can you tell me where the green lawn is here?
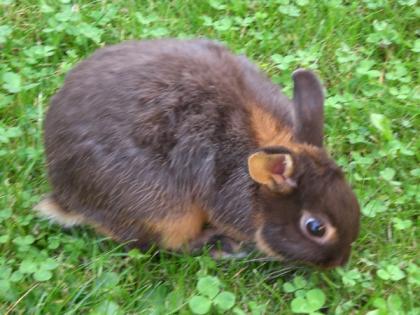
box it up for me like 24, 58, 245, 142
1, 0, 419, 314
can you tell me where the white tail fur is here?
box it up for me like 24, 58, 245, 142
34, 196, 84, 227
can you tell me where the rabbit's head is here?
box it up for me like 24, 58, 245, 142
248, 70, 360, 268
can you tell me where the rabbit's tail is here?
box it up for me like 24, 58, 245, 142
34, 195, 85, 227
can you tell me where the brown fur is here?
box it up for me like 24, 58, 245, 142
39, 39, 360, 268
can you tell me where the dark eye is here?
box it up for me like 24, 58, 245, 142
305, 218, 326, 237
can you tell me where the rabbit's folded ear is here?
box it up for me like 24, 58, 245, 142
292, 69, 324, 147
248, 150, 297, 193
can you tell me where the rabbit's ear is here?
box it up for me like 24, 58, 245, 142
292, 69, 324, 147
248, 150, 297, 194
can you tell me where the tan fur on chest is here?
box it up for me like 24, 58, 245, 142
146, 205, 208, 249
249, 105, 294, 147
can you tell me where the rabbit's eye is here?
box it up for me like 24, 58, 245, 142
305, 218, 326, 237
300, 211, 336, 244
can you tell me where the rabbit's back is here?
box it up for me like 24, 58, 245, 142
44, 40, 275, 228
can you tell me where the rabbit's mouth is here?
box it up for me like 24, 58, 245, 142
319, 246, 351, 268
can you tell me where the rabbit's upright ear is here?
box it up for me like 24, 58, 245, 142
248, 149, 297, 194
292, 69, 324, 147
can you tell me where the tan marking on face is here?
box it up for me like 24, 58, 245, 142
300, 211, 338, 244
147, 205, 208, 249
324, 226, 338, 243
249, 105, 294, 147
255, 227, 284, 260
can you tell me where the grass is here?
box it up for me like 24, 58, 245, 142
0, 0, 419, 314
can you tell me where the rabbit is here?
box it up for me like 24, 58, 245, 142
36, 39, 360, 268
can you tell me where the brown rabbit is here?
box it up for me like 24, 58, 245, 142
36, 39, 360, 268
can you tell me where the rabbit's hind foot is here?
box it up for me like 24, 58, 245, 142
34, 195, 85, 228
